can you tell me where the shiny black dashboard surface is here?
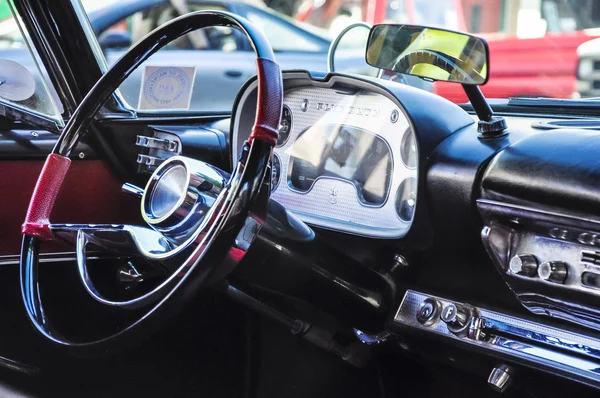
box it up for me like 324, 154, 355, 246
226, 71, 600, 391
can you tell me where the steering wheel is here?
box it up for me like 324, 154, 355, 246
392, 49, 478, 84
20, 11, 282, 354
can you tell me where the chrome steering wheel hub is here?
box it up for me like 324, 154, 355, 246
142, 157, 227, 241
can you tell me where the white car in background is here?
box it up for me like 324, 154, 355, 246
575, 37, 600, 98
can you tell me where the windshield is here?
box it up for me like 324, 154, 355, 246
302, 0, 600, 102
71, 0, 600, 111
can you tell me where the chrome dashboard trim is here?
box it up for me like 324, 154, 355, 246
394, 290, 600, 388
478, 198, 600, 331
233, 73, 418, 238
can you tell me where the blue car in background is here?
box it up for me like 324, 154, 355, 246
91, 0, 341, 111
1, 0, 334, 112
1, 0, 427, 113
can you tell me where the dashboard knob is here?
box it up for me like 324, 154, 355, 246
538, 261, 568, 284
509, 254, 538, 277
440, 303, 472, 336
416, 297, 441, 326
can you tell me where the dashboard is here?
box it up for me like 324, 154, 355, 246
126, 69, 600, 392
233, 77, 418, 238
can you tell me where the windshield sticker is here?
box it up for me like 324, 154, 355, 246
139, 66, 196, 110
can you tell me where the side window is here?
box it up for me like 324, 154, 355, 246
0, 0, 63, 124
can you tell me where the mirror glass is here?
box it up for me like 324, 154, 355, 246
366, 25, 489, 85
329, 23, 378, 77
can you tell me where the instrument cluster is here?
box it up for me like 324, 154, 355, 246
234, 83, 418, 238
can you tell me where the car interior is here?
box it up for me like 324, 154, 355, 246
2, 1, 600, 397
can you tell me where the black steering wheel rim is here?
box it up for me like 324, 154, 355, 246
20, 10, 282, 355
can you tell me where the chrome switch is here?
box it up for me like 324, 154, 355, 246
509, 254, 538, 277
488, 365, 513, 393
441, 302, 472, 337
538, 261, 568, 284
136, 135, 178, 152
416, 297, 441, 326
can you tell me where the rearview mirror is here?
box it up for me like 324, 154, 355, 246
366, 25, 489, 85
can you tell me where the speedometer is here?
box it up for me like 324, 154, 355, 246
288, 125, 392, 207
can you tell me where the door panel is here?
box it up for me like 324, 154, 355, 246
0, 157, 142, 255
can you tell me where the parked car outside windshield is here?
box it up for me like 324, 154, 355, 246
77, 0, 600, 106
3, 0, 600, 117
84, 0, 336, 112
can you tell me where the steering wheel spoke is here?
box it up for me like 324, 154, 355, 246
50, 224, 170, 256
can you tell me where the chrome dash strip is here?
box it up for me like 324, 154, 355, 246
394, 290, 600, 387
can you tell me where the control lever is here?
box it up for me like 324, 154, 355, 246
225, 285, 371, 368
122, 183, 144, 198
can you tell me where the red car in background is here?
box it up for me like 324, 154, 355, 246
437, 32, 597, 103
299, 0, 600, 103
392, 0, 600, 102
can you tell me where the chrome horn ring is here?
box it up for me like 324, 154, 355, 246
141, 157, 226, 234
51, 156, 237, 309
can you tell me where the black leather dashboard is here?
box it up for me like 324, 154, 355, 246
482, 129, 600, 216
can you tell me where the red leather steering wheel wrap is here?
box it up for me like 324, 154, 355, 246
21, 153, 71, 240
248, 58, 283, 146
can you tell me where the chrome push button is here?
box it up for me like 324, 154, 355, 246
538, 261, 568, 284
416, 297, 441, 326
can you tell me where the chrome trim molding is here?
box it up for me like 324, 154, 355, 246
0, 252, 113, 266
394, 290, 600, 388
0, 355, 39, 376
478, 198, 600, 331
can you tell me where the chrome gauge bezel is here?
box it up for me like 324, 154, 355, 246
395, 176, 418, 222
400, 127, 418, 170
271, 152, 282, 191
276, 105, 293, 147
232, 74, 419, 239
